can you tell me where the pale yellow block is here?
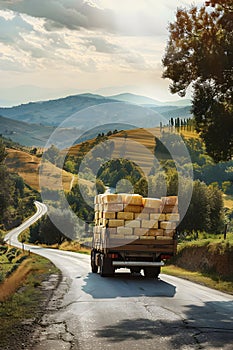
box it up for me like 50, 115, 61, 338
156, 236, 172, 240
140, 236, 156, 240
142, 198, 162, 209
150, 213, 166, 221
121, 194, 143, 205
164, 229, 176, 237
103, 211, 116, 219
124, 204, 143, 213
95, 225, 101, 233
147, 229, 164, 237
108, 219, 125, 227
108, 228, 117, 235
117, 227, 133, 235
134, 213, 150, 220
160, 221, 177, 230
162, 205, 179, 213
165, 214, 180, 222
109, 234, 125, 239
94, 195, 99, 204
94, 204, 99, 212
134, 228, 148, 236
102, 219, 107, 227
94, 212, 99, 220
124, 235, 137, 240
141, 220, 158, 229
161, 196, 178, 206
125, 220, 141, 228
100, 227, 107, 237
104, 203, 124, 212
102, 194, 123, 203
143, 207, 161, 214
98, 204, 104, 212
117, 211, 134, 220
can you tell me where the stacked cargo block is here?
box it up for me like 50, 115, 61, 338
94, 194, 179, 244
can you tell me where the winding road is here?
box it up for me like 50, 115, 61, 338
4, 202, 233, 350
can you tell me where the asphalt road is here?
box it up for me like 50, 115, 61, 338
4, 203, 233, 350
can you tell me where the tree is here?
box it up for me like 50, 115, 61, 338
43, 145, 61, 165
163, 1, 233, 162
0, 141, 7, 163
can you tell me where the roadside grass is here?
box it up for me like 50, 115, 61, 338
18, 228, 91, 255
178, 233, 233, 250
0, 258, 31, 301
162, 264, 233, 295
0, 253, 59, 349
41, 240, 91, 254
0, 250, 25, 282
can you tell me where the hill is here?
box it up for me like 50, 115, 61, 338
109, 93, 163, 105
153, 105, 192, 119
5, 148, 73, 192
0, 93, 191, 128
109, 93, 191, 107
0, 94, 118, 126
0, 115, 54, 147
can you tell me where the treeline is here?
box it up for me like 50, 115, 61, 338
154, 132, 233, 194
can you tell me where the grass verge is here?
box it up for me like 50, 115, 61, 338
162, 264, 233, 295
0, 253, 59, 350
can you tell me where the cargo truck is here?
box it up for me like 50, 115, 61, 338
91, 194, 178, 278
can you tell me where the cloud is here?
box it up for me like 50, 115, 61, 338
0, 12, 33, 43
0, 0, 169, 36
83, 36, 120, 53
0, 0, 116, 32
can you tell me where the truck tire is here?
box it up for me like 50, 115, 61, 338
100, 256, 114, 277
130, 267, 141, 274
144, 266, 160, 279
91, 250, 98, 273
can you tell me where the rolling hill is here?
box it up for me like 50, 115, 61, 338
0, 115, 55, 147
0, 93, 192, 147
0, 93, 191, 126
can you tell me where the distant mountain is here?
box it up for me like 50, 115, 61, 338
109, 93, 163, 106
0, 93, 118, 126
108, 93, 191, 107
0, 92, 192, 127
0, 93, 192, 147
152, 105, 192, 119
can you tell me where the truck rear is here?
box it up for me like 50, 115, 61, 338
91, 194, 178, 278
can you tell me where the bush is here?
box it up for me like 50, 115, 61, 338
0, 245, 7, 255
6, 254, 15, 263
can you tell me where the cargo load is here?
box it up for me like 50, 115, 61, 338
91, 193, 178, 278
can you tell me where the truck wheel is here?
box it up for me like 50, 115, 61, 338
130, 267, 141, 274
91, 250, 98, 273
100, 256, 114, 277
144, 267, 161, 279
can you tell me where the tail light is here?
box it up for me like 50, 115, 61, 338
161, 254, 172, 260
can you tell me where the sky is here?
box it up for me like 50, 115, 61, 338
0, 0, 204, 106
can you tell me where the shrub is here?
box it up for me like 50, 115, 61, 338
0, 245, 7, 255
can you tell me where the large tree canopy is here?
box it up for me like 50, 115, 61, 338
162, 1, 233, 162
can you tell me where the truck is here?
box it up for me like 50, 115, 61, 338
91, 194, 178, 278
